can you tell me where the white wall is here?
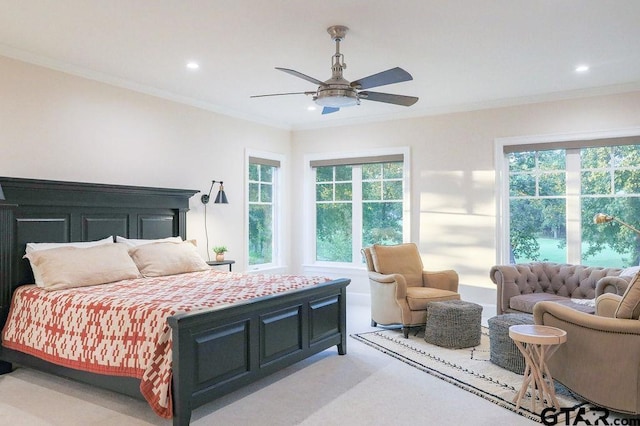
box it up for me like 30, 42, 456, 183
290, 91, 640, 300
0, 56, 292, 269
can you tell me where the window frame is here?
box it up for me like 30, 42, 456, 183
304, 147, 411, 267
495, 128, 640, 264
245, 149, 285, 271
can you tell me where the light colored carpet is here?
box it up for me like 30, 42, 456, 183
352, 327, 586, 423
0, 303, 541, 425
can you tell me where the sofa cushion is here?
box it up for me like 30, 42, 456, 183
406, 287, 459, 310
554, 298, 596, 314
510, 293, 572, 314
510, 293, 597, 314
615, 272, 640, 319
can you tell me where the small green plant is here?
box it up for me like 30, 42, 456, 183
212, 245, 228, 254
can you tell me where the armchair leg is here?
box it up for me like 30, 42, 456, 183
371, 319, 377, 327
403, 327, 409, 338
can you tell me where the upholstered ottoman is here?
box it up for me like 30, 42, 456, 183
424, 300, 483, 349
487, 313, 535, 374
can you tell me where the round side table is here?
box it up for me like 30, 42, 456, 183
508, 324, 567, 412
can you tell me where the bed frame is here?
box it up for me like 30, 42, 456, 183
0, 177, 349, 425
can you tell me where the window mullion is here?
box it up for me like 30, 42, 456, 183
352, 166, 363, 264
565, 149, 582, 263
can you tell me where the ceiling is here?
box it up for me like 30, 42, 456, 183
1, 1, 640, 130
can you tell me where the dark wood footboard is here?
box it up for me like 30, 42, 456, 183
169, 278, 349, 426
0, 278, 348, 425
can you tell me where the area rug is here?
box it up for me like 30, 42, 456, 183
351, 328, 587, 423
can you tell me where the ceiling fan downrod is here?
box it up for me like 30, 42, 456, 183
328, 25, 348, 79
316, 25, 358, 108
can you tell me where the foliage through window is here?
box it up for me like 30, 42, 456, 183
508, 144, 640, 267
315, 161, 403, 263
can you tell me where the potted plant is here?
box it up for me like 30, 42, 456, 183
212, 245, 228, 261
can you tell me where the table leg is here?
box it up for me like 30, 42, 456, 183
512, 341, 562, 411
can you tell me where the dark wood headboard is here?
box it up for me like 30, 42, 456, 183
0, 177, 198, 328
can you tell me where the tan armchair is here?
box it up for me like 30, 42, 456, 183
534, 293, 640, 414
362, 243, 460, 338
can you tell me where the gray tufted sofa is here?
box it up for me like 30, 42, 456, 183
489, 262, 628, 315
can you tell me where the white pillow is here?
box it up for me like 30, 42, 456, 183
23, 243, 141, 291
25, 236, 114, 286
128, 241, 209, 277
25, 236, 114, 254
620, 266, 640, 277
115, 236, 183, 247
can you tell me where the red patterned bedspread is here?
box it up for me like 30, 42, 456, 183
1, 270, 329, 418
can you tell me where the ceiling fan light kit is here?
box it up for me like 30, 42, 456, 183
251, 25, 418, 115
315, 89, 359, 107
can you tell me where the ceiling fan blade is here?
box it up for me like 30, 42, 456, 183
322, 106, 340, 115
250, 91, 316, 98
351, 67, 413, 90
275, 67, 328, 87
359, 91, 419, 106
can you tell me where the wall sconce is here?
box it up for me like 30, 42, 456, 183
201, 180, 228, 204
201, 180, 228, 261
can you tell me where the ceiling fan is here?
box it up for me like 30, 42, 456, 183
251, 25, 419, 115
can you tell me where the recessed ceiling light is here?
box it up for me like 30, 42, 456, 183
186, 62, 199, 70
307, 105, 317, 111
575, 65, 589, 73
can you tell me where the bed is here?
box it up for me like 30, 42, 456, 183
0, 177, 349, 425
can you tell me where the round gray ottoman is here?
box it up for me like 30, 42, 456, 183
424, 300, 483, 349
487, 313, 535, 374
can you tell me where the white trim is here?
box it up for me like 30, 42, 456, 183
496, 127, 640, 148
245, 149, 286, 271
402, 148, 411, 243
565, 149, 582, 261
303, 146, 411, 265
494, 127, 640, 264
351, 166, 363, 262
493, 141, 510, 263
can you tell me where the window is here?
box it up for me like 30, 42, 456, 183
311, 152, 406, 264
248, 155, 280, 267
504, 141, 640, 268
315, 165, 353, 262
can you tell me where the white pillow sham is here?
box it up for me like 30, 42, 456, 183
23, 243, 141, 291
115, 236, 183, 247
620, 266, 640, 277
25, 236, 114, 254
25, 236, 114, 286
128, 241, 209, 277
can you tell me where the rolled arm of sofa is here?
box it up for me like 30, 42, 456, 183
423, 270, 459, 292
596, 275, 631, 296
490, 264, 535, 315
595, 293, 622, 318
